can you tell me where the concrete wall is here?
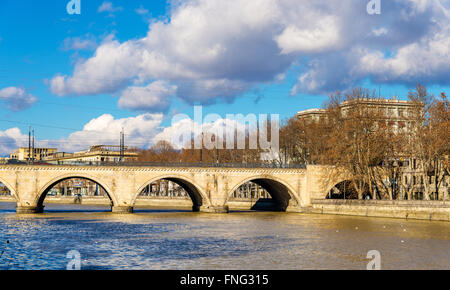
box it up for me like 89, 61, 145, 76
311, 199, 450, 221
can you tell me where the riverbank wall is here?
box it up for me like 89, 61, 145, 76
310, 199, 450, 222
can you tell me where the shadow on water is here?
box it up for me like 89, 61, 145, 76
0, 208, 16, 214
134, 208, 191, 213
18, 203, 192, 214
45, 207, 191, 214
45, 209, 111, 213
42, 204, 110, 214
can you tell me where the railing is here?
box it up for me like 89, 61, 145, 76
3, 161, 307, 169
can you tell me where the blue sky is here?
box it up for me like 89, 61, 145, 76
0, 0, 449, 155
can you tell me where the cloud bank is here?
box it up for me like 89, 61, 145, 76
50, 0, 450, 110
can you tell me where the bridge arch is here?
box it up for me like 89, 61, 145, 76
132, 174, 211, 212
35, 173, 117, 209
0, 176, 18, 201
226, 175, 301, 211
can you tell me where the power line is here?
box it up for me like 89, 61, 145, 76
0, 118, 89, 132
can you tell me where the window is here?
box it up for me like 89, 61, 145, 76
390, 108, 396, 117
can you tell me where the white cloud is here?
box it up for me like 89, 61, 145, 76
0, 128, 28, 156
98, 1, 123, 13
0, 87, 37, 111
276, 15, 341, 54
63, 35, 97, 51
153, 116, 250, 150
51, 0, 450, 103
50, 0, 292, 103
371, 27, 388, 37
50, 39, 140, 96
290, 0, 450, 93
118, 81, 177, 112
135, 6, 149, 15
59, 113, 163, 152
358, 25, 450, 84
153, 118, 195, 149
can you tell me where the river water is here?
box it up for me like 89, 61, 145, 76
0, 202, 448, 270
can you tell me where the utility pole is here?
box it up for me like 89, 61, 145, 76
28, 126, 31, 164
119, 128, 124, 163
200, 132, 203, 163
32, 129, 35, 164
216, 134, 219, 164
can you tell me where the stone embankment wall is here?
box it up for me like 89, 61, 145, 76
310, 199, 450, 221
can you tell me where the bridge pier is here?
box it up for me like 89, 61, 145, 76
111, 206, 134, 214
16, 205, 44, 214
199, 205, 229, 213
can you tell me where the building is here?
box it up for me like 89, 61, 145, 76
9, 147, 57, 161
296, 108, 327, 123
47, 178, 108, 197
297, 98, 420, 130
44, 145, 139, 164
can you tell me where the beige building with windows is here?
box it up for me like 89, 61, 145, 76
44, 145, 139, 164
10, 147, 57, 161
297, 98, 419, 128
296, 108, 327, 123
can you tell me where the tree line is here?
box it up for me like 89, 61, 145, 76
279, 84, 449, 200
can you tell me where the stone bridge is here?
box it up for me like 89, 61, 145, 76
0, 164, 346, 214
